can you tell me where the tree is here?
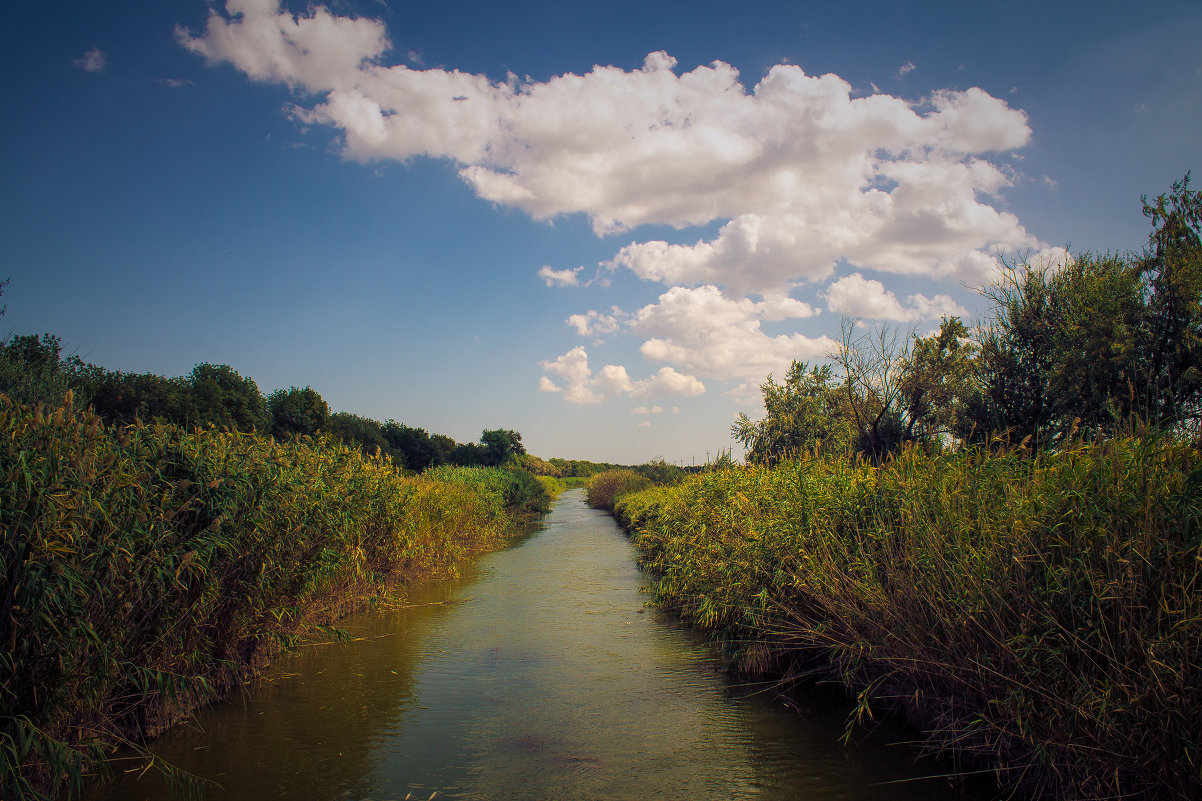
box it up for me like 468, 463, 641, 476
899, 317, 979, 447
87, 369, 190, 426
1137, 172, 1202, 432
324, 412, 389, 456
480, 428, 525, 466
186, 363, 267, 431
382, 421, 444, 471
0, 332, 91, 408
267, 386, 329, 439
732, 360, 850, 465
833, 319, 916, 462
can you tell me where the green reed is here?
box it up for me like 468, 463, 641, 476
0, 394, 534, 800
611, 437, 1201, 801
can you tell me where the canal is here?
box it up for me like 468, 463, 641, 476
84, 489, 979, 800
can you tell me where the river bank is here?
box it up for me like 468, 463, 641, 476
596, 439, 1202, 801
80, 489, 985, 801
0, 395, 547, 800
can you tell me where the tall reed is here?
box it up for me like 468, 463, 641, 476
613, 437, 1201, 800
0, 394, 530, 800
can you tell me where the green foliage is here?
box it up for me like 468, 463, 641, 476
732, 362, 848, 465
185, 363, 267, 432
267, 386, 329, 439
425, 464, 551, 517
0, 334, 90, 410
585, 469, 653, 511
899, 317, 978, 446
0, 396, 531, 799
618, 437, 1202, 801
480, 428, 525, 466
85, 369, 190, 427
1137, 172, 1202, 430
322, 412, 389, 456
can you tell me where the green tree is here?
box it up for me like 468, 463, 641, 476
186, 363, 267, 432
732, 360, 849, 465
899, 317, 979, 447
87, 369, 190, 426
1137, 172, 1202, 431
324, 412, 390, 455
0, 332, 91, 408
267, 385, 329, 438
480, 428, 525, 466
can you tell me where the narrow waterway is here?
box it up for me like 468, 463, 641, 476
85, 489, 979, 800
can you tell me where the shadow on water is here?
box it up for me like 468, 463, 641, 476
83, 489, 991, 801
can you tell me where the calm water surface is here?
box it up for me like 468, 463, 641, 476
85, 489, 979, 800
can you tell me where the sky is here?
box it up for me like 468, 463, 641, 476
1, 1, 1199, 465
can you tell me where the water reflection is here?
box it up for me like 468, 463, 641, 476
84, 490, 978, 801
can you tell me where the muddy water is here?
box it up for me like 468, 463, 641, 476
84, 489, 978, 800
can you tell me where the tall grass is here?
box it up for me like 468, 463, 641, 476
585, 469, 653, 512
0, 394, 537, 800
612, 437, 1202, 801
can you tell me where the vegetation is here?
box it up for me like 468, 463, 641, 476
611, 437, 1200, 801
734, 174, 1202, 463
0, 393, 550, 800
600, 176, 1202, 800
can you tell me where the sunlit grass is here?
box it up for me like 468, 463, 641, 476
0, 393, 539, 800
611, 437, 1202, 801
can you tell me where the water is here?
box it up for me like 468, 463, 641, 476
84, 489, 980, 800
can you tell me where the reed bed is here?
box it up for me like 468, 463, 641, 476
609, 438, 1201, 801
585, 469, 653, 512
0, 394, 537, 800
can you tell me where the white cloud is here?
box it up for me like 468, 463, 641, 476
637, 421, 652, 428
567, 307, 625, 339
631, 285, 830, 382
184, 2, 1051, 406
823, 273, 968, 321
182, 3, 1039, 295
160, 78, 195, 88
632, 405, 663, 415
538, 346, 705, 404
897, 61, 916, 77
75, 48, 106, 72
538, 265, 583, 287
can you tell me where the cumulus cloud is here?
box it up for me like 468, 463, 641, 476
632, 405, 663, 415
539, 347, 705, 404
538, 265, 583, 287
180, 3, 1038, 290
75, 48, 106, 72
823, 273, 968, 321
567, 308, 625, 339
631, 285, 830, 382
182, 1, 1049, 405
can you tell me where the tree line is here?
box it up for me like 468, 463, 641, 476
0, 312, 527, 472
734, 174, 1202, 463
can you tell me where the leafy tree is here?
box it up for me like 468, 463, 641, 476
1137, 172, 1202, 431
480, 428, 525, 466
382, 421, 444, 471
0, 332, 91, 408
186, 363, 267, 432
324, 412, 390, 455
899, 317, 979, 447
87, 369, 190, 426
732, 360, 850, 465
267, 385, 329, 438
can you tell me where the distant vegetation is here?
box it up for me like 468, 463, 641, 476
594, 175, 1202, 801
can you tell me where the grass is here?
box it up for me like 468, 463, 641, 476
606, 436, 1202, 801
0, 393, 544, 800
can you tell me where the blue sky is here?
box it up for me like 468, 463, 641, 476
2, 1, 1199, 464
